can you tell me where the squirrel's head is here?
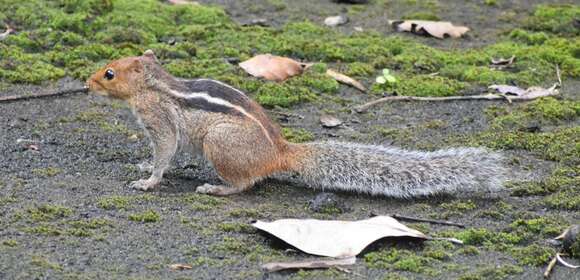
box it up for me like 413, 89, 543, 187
86, 50, 160, 100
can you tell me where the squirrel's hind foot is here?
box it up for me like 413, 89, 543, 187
195, 183, 247, 196
129, 178, 159, 191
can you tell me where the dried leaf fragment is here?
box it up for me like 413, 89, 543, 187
326, 69, 366, 92
389, 20, 469, 39
325, 15, 348, 27
263, 257, 356, 273
169, 264, 193, 270
489, 84, 559, 99
320, 115, 343, 128
240, 54, 309, 82
491, 55, 516, 67
252, 216, 428, 258
0, 24, 13, 41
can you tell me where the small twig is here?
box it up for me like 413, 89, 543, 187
355, 87, 560, 113
0, 87, 88, 103
556, 64, 562, 87
544, 254, 558, 278
392, 214, 465, 228
262, 257, 356, 273
269, 110, 305, 119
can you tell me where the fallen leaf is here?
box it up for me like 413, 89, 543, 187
240, 54, 309, 82
263, 257, 356, 273
491, 55, 516, 66
489, 84, 559, 99
324, 15, 348, 27
0, 24, 13, 41
166, 0, 199, 4
556, 253, 580, 269
326, 69, 366, 92
252, 216, 428, 258
320, 114, 343, 128
169, 264, 192, 270
389, 20, 469, 39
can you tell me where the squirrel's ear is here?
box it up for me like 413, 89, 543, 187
130, 59, 144, 73
143, 49, 159, 63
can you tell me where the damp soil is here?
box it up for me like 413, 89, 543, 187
1, 1, 579, 280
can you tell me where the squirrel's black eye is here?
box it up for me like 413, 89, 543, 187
104, 69, 115, 80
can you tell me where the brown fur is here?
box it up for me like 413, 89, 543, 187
86, 51, 300, 194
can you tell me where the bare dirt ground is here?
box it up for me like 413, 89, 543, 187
1, 1, 579, 280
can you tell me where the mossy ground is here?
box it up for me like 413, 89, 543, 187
1, 0, 579, 279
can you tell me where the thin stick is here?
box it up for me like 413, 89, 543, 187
262, 257, 356, 273
556, 64, 562, 87
544, 254, 558, 278
392, 214, 465, 228
0, 87, 88, 103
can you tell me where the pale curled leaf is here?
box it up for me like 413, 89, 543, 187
376, 76, 387, 84
239, 54, 308, 82
556, 253, 580, 269
326, 69, 367, 92
389, 20, 469, 39
324, 15, 348, 27
491, 55, 516, 66
262, 257, 356, 273
489, 84, 559, 99
320, 114, 342, 128
252, 216, 428, 258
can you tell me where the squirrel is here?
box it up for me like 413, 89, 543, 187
86, 50, 507, 198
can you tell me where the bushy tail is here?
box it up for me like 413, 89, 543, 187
289, 141, 507, 198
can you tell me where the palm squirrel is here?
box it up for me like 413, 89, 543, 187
86, 50, 507, 197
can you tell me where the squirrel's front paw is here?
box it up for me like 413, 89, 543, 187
129, 179, 158, 191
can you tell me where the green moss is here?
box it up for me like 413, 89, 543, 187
24, 225, 64, 236
217, 222, 255, 233
401, 12, 440, 21
510, 217, 567, 238
570, 238, 580, 258
458, 265, 523, 280
509, 29, 549, 45
451, 228, 523, 247
31, 255, 62, 271
544, 190, 580, 210
97, 196, 131, 210
344, 62, 375, 77
228, 208, 260, 218
510, 244, 555, 266
27, 204, 72, 222
2, 239, 18, 247
483, 0, 498, 6
183, 193, 226, 211
364, 248, 439, 275
524, 4, 580, 36
440, 200, 476, 211
282, 127, 315, 143
32, 167, 62, 177
128, 210, 160, 223
210, 237, 249, 255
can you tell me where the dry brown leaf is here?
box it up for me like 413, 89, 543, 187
169, 264, 192, 270
389, 20, 469, 39
320, 114, 342, 128
239, 54, 309, 82
262, 257, 356, 273
252, 216, 428, 258
326, 69, 367, 92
